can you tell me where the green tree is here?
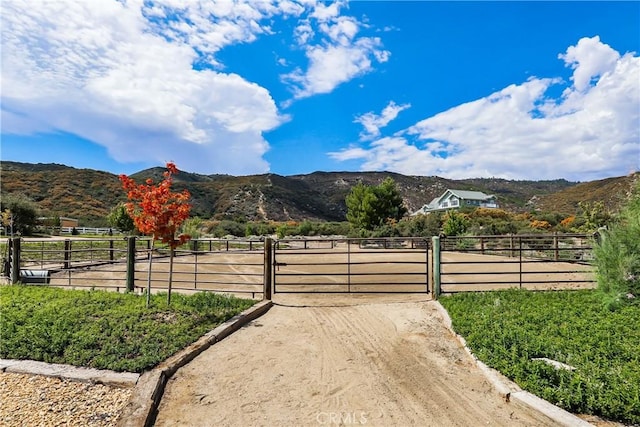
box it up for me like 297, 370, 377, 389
442, 210, 469, 236
576, 201, 611, 232
182, 217, 204, 239
107, 203, 135, 233
0, 194, 38, 235
594, 180, 640, 309
346, 178, 407, 231
398, 213, 443, 237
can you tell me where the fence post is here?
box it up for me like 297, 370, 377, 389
10, 237, 20, 284
64, 239, 71, 269
519, 237, 523, 289
510, 235, 514, 257
554, 232, 559, 261
347, 239, 351, 293
126, 236, 136, 292
263, 237, 272, 300
432, 236, 441, 299
109, 239, 114, 261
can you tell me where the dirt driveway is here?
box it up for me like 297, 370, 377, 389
155, 294, 558, 427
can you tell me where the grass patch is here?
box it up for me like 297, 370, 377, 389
0, 285, 255, 373
439, 289, 640, 424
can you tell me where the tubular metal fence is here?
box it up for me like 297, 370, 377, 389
436, 234, 596, 293
2, 237, 267, 298
273, 237, 431, 293
2, 233, 597, 298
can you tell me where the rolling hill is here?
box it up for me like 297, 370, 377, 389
0, 161, 636, 226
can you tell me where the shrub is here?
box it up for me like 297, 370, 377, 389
296, 220, 314, 236
471, 207, 511, 219
442, 210, 469, 236
0, 286, 254, 372
594, 181, 640, 309
208, 220, 245, 237
398, 213, 443, 237
440, 289, 640, 424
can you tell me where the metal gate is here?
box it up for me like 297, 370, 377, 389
272, 237, 430, 294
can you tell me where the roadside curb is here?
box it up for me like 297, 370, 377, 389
432, 301, 593, 427
0, 359, 140, 388
116, 299, 273, 427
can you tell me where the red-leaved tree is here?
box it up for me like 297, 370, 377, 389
119, 162, 191, 305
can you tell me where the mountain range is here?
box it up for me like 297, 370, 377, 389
1, 161, 637, 226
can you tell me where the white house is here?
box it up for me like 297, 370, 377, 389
412, 189, 498, 215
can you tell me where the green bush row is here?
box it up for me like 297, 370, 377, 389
0, 286, 255, 373
440, 289, 640, 424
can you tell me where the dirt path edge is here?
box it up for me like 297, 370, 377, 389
116, 299, 273, 427
433, 301, 593, 427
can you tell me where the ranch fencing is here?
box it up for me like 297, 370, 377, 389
2, 237, 267, 298
433, 234, 596, 294
273, 237, 431, 293
2, 233, 597, 298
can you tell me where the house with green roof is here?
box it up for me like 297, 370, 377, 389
412, 189, 498, 215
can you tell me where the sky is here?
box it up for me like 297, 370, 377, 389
1, 1, 639, 182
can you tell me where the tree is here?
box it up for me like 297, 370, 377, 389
346, 178, 407, 231
119, 162, 191, 305
0, 194, 39, 236
442, 210, 469, 236
107, 203, 135, 233
576, 201, 611, 232
181, 216, 204, 239
594, 180, 640, 309
1, 209, 14, 237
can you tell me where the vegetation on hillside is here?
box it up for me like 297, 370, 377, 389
535, 173, 639, 215
4, 161, 617, 227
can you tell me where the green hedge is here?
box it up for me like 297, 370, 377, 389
440, 289, 640, 424
0, 286, 255, 373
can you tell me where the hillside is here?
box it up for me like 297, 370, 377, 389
0, 161, 635, 226
533, 173, 639, 215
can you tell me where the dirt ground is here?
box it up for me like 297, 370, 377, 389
154, 294, 561, 427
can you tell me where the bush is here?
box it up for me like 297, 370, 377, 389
0, 286, 255, 373
296, 220, 314, 236
442, 210, 469, 236
594, 181, 640, 309
397, 213, 443, 237
207, 220, 246, 237
0, 194, 39, 236
440, 289, 640, 424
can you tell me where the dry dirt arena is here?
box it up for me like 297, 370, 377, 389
154, 294, 563, 427
46, 241, 595, 296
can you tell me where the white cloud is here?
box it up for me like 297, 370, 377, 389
330, 37, 639, 181
355, 101, 411, 141
294, 21, 314, 45
283, 37, 388, 99
558, 35, 620, 92
320, 16, 359, 46
310, 1, 343, 21
1, 0, 293, 175
281, 1, 390, 101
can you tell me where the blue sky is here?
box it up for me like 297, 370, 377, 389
2, 1, 639, 181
